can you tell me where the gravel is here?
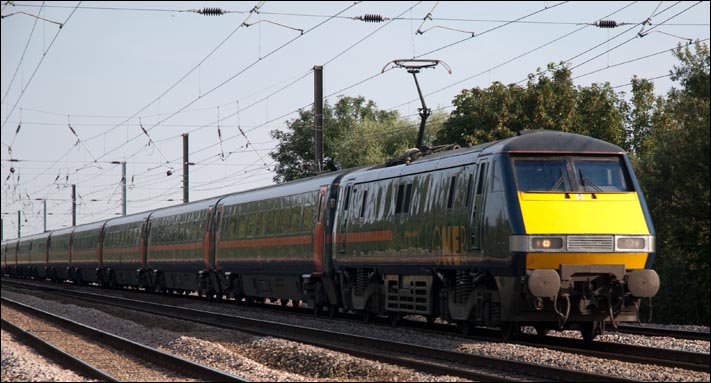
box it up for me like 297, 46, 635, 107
1, 329, 95, 382
1, 290, 461, 382
2, 286, 709, 382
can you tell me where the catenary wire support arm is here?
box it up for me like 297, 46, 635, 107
381, 59, 451, 151
0, 10, 63, 27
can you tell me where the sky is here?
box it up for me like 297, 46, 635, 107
1, 1, 709, 239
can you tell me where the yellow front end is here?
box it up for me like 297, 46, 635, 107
518, 191, 651, 270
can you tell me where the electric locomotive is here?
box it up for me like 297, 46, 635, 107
330, 129, 659, 340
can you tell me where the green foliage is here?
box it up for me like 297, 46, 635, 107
270, 96, 416, 183
525, 63, 577, 132
635, 41, 710, 325
435, 63, 627, 148
572, 82, 627, 149
437, 82, 526, 146
625, 77, 660, 157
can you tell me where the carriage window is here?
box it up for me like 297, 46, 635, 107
278, 208, 290, 234
404, 184, 413, 213
395, 184, 405, 214
447, 176, 457, 209
317, 195, 325, 223
359, 190, 368, 218
396, 183, 413, 214
303, 206, 314, 232
343, 186, 351, 211
290, 206, 303, 233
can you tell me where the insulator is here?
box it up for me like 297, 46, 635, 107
360, 14, 384, 23
596, 20, 618, 28
200, 7, 224, 16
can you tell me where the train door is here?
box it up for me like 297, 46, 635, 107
313, 186, 328, 273
204, 206, 215, 270
470, 159, 489, 251
212, 204, 224, 270
140, 216, 150, 269
338, 183, 353, 255
98, 223, 106, 267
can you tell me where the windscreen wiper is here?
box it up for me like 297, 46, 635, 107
579, 168, 603, 192
550, 168, 567, 191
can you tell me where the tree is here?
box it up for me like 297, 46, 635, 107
435, 81, 526, 146
624, 77, 660, 157
436, 63, 627, 147
524, 63, 576, 133
270, 96, 416, 183
636, 41, 710, 325
572, 82, 627, 149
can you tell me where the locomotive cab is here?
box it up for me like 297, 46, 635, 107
501, 135, 659, 340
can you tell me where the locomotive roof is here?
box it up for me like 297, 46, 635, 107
490, 130, 625, 154
340, 130, 626, 183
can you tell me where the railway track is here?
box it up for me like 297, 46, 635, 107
5, 278, 699, 382
613, 324, 710, 341
1, 295, 248, 382
1, 317, 119, 382
396, 320, 710, 373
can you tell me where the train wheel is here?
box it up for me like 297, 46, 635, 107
500, 321, 521, 340
456, 321, 472, 335
388, 312, 401, 326
534, 325, 549, 337
360, 310, 372, 323
291, 299, 301, 309
328, 305, 338, 318
579, 321, 601, 342
313, 304, 323, 316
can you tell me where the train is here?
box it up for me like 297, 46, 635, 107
2, 130, 660, 341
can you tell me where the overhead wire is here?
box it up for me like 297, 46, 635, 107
0, 2, 44, 107
80, 1, 266, 144
95, 1, 359, 162
569, 1, 702, 73
25, 2, 361, 202
1, 1, 82, 131
5, 2, 707, 235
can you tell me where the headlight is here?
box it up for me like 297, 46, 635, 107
531, 237, 563, 250
617, 237, 645, 249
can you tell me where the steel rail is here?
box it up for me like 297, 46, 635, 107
1, 296, 249, 382
2, 279, 637, 382
614, 324, 710, 341
1, 317, 120, 382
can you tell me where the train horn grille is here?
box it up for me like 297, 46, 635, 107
567, 235, 614, 252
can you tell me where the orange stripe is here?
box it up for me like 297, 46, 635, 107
219, 235, 312, 249
71, 249, 98, 257
103, 246, 139, 255
150, 242, 204, 252
338, 230, 393, 243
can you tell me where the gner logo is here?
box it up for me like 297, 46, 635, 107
432, 225, 466, 265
